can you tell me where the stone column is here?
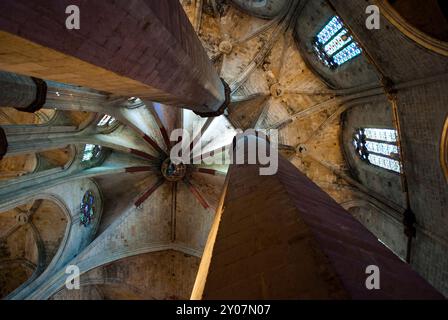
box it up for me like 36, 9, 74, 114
44, 79, 109, 113
0, 0, 229, 116
0, 71, 171, 154
0, 70, 112, 114
0, 71, 47, 112
191, 134, 443, 299
3, 125, 85, 157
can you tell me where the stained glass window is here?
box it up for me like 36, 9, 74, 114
82, 144, 102, 162
364, 128, 397, 142
353, 128, 401, 173
80, 190, 95, 227
252, 0, 267, 7
97, 114, 116, 127
126, 96, 145, 109
313, 16, 362, 69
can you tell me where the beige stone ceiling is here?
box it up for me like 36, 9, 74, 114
0, 0, 367, 299
51, 250, 199, 300
183, 0, 357, 203
0, 199, 67, 298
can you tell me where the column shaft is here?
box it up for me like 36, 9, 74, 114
0, 71, 47, 112
0, 71, 111, 113
0, 0, 227, 115
192, 136, 443, 299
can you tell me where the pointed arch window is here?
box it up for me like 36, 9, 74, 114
126, 97, 144, 109
251, 0, 267, 7
80, 190, 95, 227
97, 114, 116, 127
82, 144, 102, 162
353, 128, 401, 173
312, 16, 362, 69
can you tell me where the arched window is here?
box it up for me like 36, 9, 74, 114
353, 128, 401, 173
126, 97, 144, 109
97, 114, 116, 127
442, 116, 448, 181
81, 144, 102, 162
313, 16, 362, 69
80, 190, 96, 227
251, 0, 267, 8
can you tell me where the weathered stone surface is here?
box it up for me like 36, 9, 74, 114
194, 137, 443, 299
0, 0, 225, 113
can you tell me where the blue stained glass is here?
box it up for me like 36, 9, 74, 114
332, 42, 362, 66
324, 29, 352, 56
365, 141, 398, 157
317, 16, 343, 44
80, 191, 95, 227
364, 128, 397, 142
313, 15, 362, 69
369, 154, 401, 173
353, 128, 401, 173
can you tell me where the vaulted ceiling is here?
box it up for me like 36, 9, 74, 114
0, 0, 447, 299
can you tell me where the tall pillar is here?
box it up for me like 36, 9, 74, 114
192, 135, 443, 299
0, 71, 47, 113
0, 0, 229, 116
0, 70, 122, 115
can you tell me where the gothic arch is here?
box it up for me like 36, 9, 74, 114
441, 116, 448, 181
0, 144, 76, 182
375, 0, 448, 56
34, 145, 77, 173
341, 100, 407, 208
230, 0, 291, 19
293, 0, 380, 90
4, 179, 105, 300
0, 197, 70, 298
341, 198, 407, 259
0, 108, 57, 126
50, 250, 200, 300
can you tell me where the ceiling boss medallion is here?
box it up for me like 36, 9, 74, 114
161, 158, 187, 182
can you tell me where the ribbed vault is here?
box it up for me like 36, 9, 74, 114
0, 0, 446, 299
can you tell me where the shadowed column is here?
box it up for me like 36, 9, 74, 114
0, 0, 228, 115
191, 135, 443, 299
0, 71, 47, 113
0, 70, 112, 113
0, 126, 7, 160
